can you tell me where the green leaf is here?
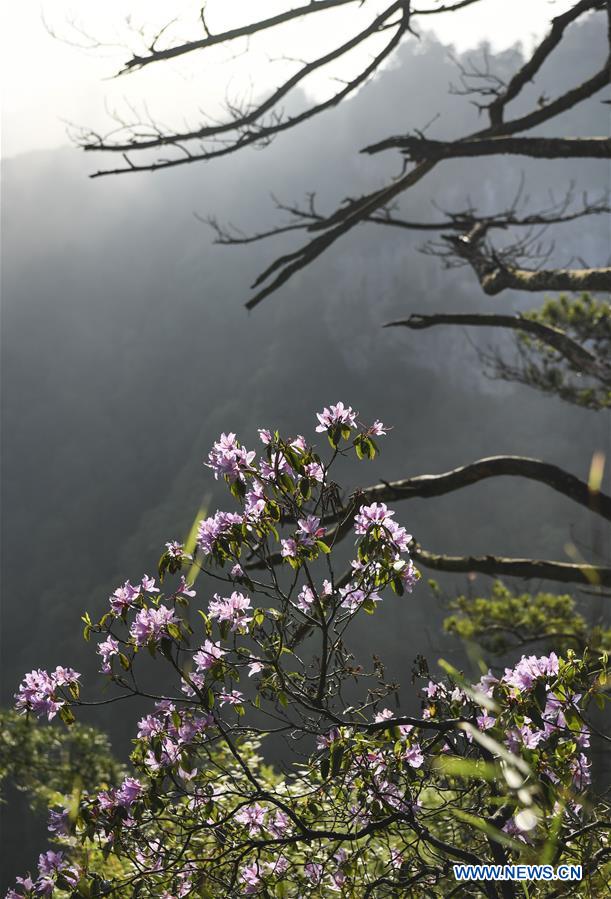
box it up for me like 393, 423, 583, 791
167, 623, 182, 641
451, 808, 524, 852
330, 743, 345, 777
59, 705, 75, 726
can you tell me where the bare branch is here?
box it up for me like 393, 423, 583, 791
486, 0, 605, 126
246, 453, 611, 586
386, 312, 611, 381
116, 0, 484, 75
445, 224, 611, 294
410, 543, 611, 587
338, 454, 611, 522
85, 1, 410, 165
118, 0, 365, 74
362, 136, 611, 160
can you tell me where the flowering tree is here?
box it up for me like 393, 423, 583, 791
7, 405, 610, 898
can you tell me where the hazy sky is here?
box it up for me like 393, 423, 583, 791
2, 1, 576, 158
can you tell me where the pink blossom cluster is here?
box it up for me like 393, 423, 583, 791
15, 667, 81, 721
109, 574, 160, 616
502, 652, 559, 692
296, 580, 332, 614
135, 701, 214, 776
6, 851, 79, 899
315, 401, 358, 433
129, 604, 179, 647
354, 502, 411, 552
96, 636, 119, 673
96, 776, 143, 813
208, 591, 252, 632
433, 652, 592, 807
207, 432, 256, 483
197, 510, 243, 554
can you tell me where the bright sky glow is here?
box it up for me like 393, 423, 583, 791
1, 1, 578, 158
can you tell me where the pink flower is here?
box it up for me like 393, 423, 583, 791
109, 580, 140, 616
268, 810, 290, 838
197, 510, 243, 554
141, 574, 159, 593
315, 402, 357, 433
97, 636, 119, 674
281, 538, 298, 560
339, 583, 381, 611
117, 777, 143, 808
240, 862, 262, 894
137, 714, 164, 738
476, 713, 497, 731
235, 803, 266, 835
129, 605, 178, 647
15, 667, 80, 721
404, 744, 424, 768
219, 689, 243, 706
304, 862, 323, 885
304, 461, 324, 481
317, 727, 340, 750
193, 640, 225, 671
370, 420, 387, 436
503, 653, 559, 692
297, 585, 315, 613
177, 576, 196, 598
354, 503, 411, 551
244, 482, 267, 521
208, 591, 252, 631
165, 541, 190, 560
207, 433, 255, 482
297, 515, 325, 546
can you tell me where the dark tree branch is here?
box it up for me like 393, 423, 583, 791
448, 230, 611, 293
245, 159, 438, 308
320, 455, 611, 539
486, 0, 605, 126
86, 7, 411, 178
207, 190, 611, 249
91, 1, 407, 155
410, 543, 611, 587
473, 56, 610, 138
362, 136, 611, 160
80, 0, 611, 308
479, 264, 611, 295
116, 0, 484, 75
246, 454, 611, 586
118, 0, 365, 74
239, 4, 611, 305
386, 312, 611, 382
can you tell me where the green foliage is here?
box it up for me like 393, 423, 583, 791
7, 419, 611, 897
443, 580, 611, 656
513, 293, 611, 409
0, 708, 123, 812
